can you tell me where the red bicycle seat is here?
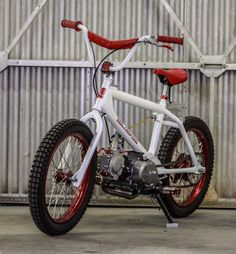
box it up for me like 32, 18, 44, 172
153, 68, 188, 86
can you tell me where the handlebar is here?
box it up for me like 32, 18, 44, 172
61, 19, 138, 50
61, 19, 83, 32
87, 31, 137, 50
157, 35, 183, 45
61, 19, 184, 72
61, 19, 184, 49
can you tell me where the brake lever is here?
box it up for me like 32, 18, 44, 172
145, 39, 174, 52
158, 44, 174, 51
143, 37, 174, 51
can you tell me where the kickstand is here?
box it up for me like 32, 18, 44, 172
150, 194, 179, 228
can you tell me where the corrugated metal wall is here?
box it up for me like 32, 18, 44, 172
0, 0, 236, 201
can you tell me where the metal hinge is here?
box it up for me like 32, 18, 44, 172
200, 55, 227, 78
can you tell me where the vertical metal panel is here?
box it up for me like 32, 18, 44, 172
215, 71, 236, 197
1, 0, 236, 200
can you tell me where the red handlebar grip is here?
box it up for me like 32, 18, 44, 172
61, 19, 83, 32
157, 35, 183, 45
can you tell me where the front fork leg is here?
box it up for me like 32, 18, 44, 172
72, 110, 103, 188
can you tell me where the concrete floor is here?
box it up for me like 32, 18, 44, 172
0, 207, 236, 254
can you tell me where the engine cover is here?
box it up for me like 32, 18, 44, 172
109, 153, 125, 177
131, 159, 159, 186
98, 152, 124, 180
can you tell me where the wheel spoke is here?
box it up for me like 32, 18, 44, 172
42, 133, 90, 223
47, 182, 57, 207
58, 147, 71, 170
56, 187, 67, 219
168, 129, 208, 206
51, 183, 67, 218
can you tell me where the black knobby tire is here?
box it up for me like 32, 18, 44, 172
158, 116, 214, 218
28, 119, 97, 235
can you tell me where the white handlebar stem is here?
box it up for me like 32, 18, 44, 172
78, 24, 94, 63
109, 43, 141, 72
109, 35, 153, 72
79, 27, 154, 72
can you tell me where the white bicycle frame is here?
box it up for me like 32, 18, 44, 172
69, 24, 205, 188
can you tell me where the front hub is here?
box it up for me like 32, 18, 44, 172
54, 170, 73, 185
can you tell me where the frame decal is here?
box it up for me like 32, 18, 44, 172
117, 118, 138, 144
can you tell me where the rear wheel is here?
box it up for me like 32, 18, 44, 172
28, 119, 96, 235
158, 116, 214, 217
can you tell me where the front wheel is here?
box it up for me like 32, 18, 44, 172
158, 116, 214, 218
28, 119, 96, 235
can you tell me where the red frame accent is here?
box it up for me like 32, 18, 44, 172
98, 87, 106, 98
161, 95, 168, 100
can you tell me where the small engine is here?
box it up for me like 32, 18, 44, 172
98, 151, 125, 180
98, 150, 159, 187
125, 152, 159, 186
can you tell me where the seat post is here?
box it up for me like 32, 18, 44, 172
161, 83, 168, 96
160, 83, 169, 102
160, 82, 172, 104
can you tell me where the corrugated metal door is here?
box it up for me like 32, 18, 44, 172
1, 0, 236, 202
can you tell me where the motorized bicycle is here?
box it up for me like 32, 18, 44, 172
28, 19, 214, 235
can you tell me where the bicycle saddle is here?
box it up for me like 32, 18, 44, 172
153, 68, 188, 86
